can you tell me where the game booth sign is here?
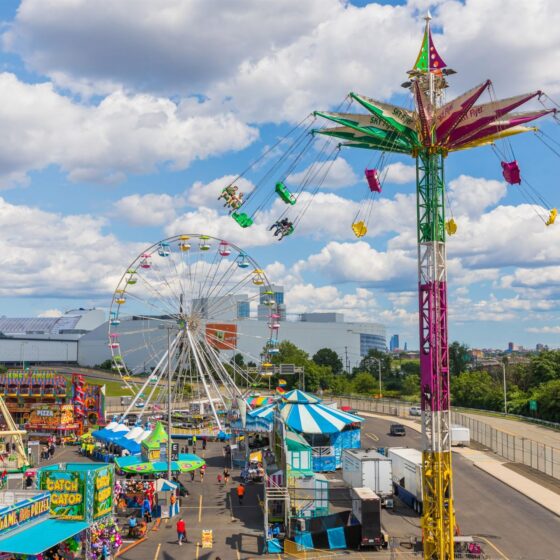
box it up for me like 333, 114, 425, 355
0, 463, 121, 559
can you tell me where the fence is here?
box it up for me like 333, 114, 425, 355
331, 394, 560, 481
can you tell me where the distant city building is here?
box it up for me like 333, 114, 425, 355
192, 294, 250, 321
404, 342, 408, 351
389, 334, 400, 352
507, 342, 514, 352
536, 343, 548, 352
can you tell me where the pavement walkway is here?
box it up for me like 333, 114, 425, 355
360, 411, 560, 518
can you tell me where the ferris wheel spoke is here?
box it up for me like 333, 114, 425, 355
138, 264, 184, 317
201, 250, 239, 302
131, 264, 183, 316
194, 337, 228, 410
203, 274, 259, 319
187, 328, 223, 430
202, 339, 245, 399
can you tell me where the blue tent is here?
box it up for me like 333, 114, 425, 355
247, 403, 275, 421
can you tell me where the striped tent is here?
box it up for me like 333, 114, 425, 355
247, 403, 275, 422
279, 401, 362, 434
281, 389, 321, 404
103, 423, 130, 442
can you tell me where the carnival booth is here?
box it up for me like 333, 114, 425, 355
0, 463, 121, 559
278, 390, 362, 472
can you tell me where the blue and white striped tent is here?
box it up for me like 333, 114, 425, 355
279, 401, 362, 434
282, 390, 321, 404
247, 403, 275, 421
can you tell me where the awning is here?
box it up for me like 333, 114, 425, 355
0, 519, 89, 555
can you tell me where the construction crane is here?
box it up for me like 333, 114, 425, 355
314, 14, 555, 559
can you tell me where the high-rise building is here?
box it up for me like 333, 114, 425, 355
389, 334, 400, 352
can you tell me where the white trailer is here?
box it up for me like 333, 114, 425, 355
342, 449, 393, 507
451, 425, 470, 447
388, 447, 423, 513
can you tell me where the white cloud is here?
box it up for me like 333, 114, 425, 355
383, 162, 416, 185
287, 158, 358, 190
0, 73, 258, 187
113, 193, 180, 227
4, 0, 340, 97
448, 175, 507, 219
38, 308, 63, 318
296, 241, 417, 285
0, 197, 141, 297
8, 0, 560, 126
527, 326, 560, 334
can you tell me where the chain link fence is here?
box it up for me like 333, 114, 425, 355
330, 395, 560, 481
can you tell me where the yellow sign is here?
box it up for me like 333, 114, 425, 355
202, 529, 213, 549
0, 494, 50, 536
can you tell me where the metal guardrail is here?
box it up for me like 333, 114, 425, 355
331, 394, 560, 481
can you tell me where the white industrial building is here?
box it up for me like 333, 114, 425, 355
0, 309, 106, 365
78, 304, 385, 371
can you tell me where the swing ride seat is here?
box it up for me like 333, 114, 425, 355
352, 221, 367, 238
445, 218, 458, 236
365, 168, 382, 192
232, 212, 254, 228
501, 160, 521, 185
275, 182, 297, 205
546, 208, 558, 226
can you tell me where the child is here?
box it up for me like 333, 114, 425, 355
217, 473, 222, 484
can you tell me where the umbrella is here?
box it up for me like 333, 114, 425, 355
114, 453, 205, 474
281, 390, 321, 404
155, 479, 178, 492
279, 401, 363, 434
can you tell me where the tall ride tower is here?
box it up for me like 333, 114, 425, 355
315, 14, 554, 559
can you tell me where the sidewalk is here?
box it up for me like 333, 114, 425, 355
361, 411, 560, 517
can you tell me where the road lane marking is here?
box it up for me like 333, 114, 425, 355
366, 432, 380, 442
477, 536, 511, 560
195, 543, 200, 560
154, 543, 161, 560
236, 541, 241, 560
198, 494, 203, 522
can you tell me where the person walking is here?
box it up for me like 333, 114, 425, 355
202, 437, 207, 451
190, 469, 195, 482
176, 518, 187, 545
223, 468, 230, 485
199, 467, 205, 483
192, 435, 197, 450
217, 473, 222, 485
237, 483, 245, 506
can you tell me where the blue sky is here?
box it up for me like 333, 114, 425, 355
1, 0, 560, 351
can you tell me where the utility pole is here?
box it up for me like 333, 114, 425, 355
501, 358, 508, 414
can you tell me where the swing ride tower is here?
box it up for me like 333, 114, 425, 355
314, 14, 556, 560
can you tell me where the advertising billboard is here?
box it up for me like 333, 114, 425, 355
206, 323, 237, 350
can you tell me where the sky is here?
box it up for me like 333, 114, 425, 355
1, 0, 560, 351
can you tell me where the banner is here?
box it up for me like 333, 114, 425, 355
40, 471, 86, 520
0, 493, 50, 536
206, 323, 237, 350
93, 466, 113, 519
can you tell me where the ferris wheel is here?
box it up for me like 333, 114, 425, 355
107, 234, 280, 432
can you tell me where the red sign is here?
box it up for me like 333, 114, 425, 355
206, 323, 237, 350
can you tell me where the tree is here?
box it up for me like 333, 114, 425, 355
358, 349, 391, 378
352, 372, 377, 394
271, 340, 309, 366
96, 359, 113, 371
449, 341, 470, 377
312, 348, 343, 375
450, 370, 502, 410
230, 353, 245, 367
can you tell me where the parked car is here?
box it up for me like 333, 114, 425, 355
389, 423, 406, 436
409, 406, 421, 417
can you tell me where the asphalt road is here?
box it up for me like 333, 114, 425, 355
359, 415, 560, 560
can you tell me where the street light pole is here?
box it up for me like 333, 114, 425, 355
502, 361, 508, 415
167, 328, 172, 481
